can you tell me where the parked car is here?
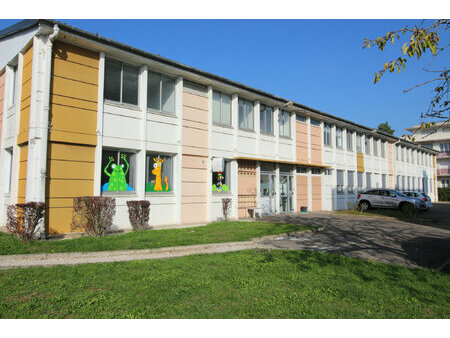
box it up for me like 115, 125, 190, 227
357, 189, 423, 212
402, 191, 432, 210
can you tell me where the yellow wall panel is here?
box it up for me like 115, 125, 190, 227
49, 130, 97, 146
51, 94, 97, 111
47, 179, 93, 199
53, 42, 99, 69
46, 207, 74, 234
53, 57, 98, 85
357, 152, 365, 173
48, 142, 95, 162
22, 45, 33, 67
47, 160, 95, 180
51, 76, 98, 103
50, 103, 96, 134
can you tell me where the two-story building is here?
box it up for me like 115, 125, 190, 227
0, 20, 438, 237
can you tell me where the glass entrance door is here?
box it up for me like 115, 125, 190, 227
280, 175, 293, 212
260, 173, 276, 214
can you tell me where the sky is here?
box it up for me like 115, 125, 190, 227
0, 19, 448, 136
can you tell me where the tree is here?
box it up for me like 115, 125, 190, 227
363, 20, 449, 129
377, 121, 395, 135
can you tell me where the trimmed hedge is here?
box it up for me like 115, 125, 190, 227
438, 187, 450, 201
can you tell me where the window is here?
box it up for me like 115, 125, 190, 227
101, 150, 136, 192
296, 166, 307, 174
310, 118, 320, 127
366, 172, 372, 188
337, 170, 344, 194
401, 147, 405, 162
212, 160, 231, 193
238, 98, 254, 130
279, 110, 291, 137
365, 136, 371, 155
356, 133, 362, 152
336, 127, 343, 148
396, 175, 400, 190
4, 148, 13, 193
357, 172, 363, 191
380, 141, 386, 158
212, 91, 231, 126
396, 145, 399, 160
402, 176, 406, 190
146, 153, 173, 192
260, 104, 273, 134
323, 123, 331, 146
311, 168, 321, 175
148, 71, 175, 114
382, 174, 387, 188
406, 148, 409, 163
373, 139, 378, 156
104, 59, 139, 105
8, 65, 18, 107
296, 114, 306, 123
346, 130, 353, 151
348, 170, 355, 194
324, 169, 333, 175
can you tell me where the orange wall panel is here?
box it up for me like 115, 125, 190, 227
238, 160, 257, 218
310, 125, 322, 165
296, 175, 308, 210
311, 176, 322, 211
296, 122, 308, 163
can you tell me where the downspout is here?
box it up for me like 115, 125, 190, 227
37, 24, 59, 238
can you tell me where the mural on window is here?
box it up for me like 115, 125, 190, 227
102, 151, 135, 192
146, 154, 172, 192
212, 158, 230, 192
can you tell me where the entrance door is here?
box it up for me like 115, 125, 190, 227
260, 173, 276, 214
280, 175, 293, 212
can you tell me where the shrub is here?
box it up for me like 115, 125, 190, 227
222, 198, 232, 221
6, 202, 46, 242
438, 187, 450, 201
71, 196, 116, 237
126, 200, 151, 231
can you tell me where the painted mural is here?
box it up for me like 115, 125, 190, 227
102, 153, 134, 191
212, 171, 229, 192
146, 155, 171, 192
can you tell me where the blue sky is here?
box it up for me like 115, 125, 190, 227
1, 19, 447, 136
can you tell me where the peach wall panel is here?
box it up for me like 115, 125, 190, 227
296, 175, 308, 210
311, 176, 322, 211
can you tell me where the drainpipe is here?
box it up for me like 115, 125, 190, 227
37, 24, 59, 238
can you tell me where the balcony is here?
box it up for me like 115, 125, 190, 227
437, 168, 450, 176
437, 151, 450, 159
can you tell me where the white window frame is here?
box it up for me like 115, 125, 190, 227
147, 71, 176, 115
279, 110, 291, 138
238, 98, 254, 131
212, 90, 232, 126
104, 59, 140, 106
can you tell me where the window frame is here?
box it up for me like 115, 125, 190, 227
259, 104, 274, 134
8, 65, 18, 109
356, 133, 362, 152
365, 136, 371, 155
147, 71, 176, 115
347, 170, 355, 194
346, 130, 353, 151
336, 169, 344, 194
104, 59, 140, 107
212, 160, 231, 193
336, 127, 343, 149
101, 149, 137, 194
323, 123, 331, 147
212, 90, 232, 127
279, 110, 291, 138
145, 152, 175, 194
373, 138, 378, 157
238, 98, 254, 131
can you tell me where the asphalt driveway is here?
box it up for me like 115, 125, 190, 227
260, 203, 450, 271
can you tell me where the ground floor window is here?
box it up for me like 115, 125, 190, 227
146, 153, 173, 192
337, 170, 344, 194
357, 172, 363, 191
347, 170, 354, 194
102, 150, 136, 192
212, 159, 230, 192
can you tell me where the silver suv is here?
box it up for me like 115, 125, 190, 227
402, 191, 432, 211
357, 189, 420, 212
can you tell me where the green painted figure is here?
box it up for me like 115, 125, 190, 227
104, 154, 130, 191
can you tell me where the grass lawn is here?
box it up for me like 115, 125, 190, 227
0, 221, 311, 256
0, 249, 448, 318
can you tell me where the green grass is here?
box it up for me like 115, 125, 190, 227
0, 250, 448, 318
0, 221, 310, 256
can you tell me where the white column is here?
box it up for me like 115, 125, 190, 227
136, 65, 148, 200
230, 159, 239, 220
93, 52, 105, 196
274, 107, 280, 160
175, 76, 183, 224
307, 168, 313, 212
275, 163, 280, 213
231, 94, 239, 156
254, 100, 260, 155
207, 86, 213, 222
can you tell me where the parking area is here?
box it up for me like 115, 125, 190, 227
260, 202, 450, 271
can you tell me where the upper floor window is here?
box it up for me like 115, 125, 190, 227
373, 139, 378, 156
356, 133, 362, 152
336, 127, 343, 148
279, 110, 291, 137
346, 130, 353, 151
296, 114, 306, 123
323, 123, 331, 146
401, 147, 405, 161
380, 141, 386, 158
104, 59, 139, 106
238, 98, 254, 130
8, 65, 18, 108
148, 71, 175, 115
260, 104, 273, 134
365, 136, 371, 155
212, 91, 231, 126
310, 118, 320, 127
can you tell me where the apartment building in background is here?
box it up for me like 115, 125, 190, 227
406, 122, 450, 188
0, 20, 438, 237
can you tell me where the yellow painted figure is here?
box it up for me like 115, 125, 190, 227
152, 156, 169, 191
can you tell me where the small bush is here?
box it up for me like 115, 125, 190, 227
71, 196, 116, 237
222, 198, 232, 221
438, 187, 450, 201
6, 202, 46, 242
126, 200, 151, 231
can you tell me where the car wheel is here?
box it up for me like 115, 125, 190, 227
400, 203, 414, 213
359, 201, 370, 212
